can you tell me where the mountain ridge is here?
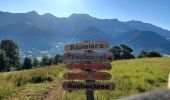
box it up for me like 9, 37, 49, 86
0, 10, 170, 56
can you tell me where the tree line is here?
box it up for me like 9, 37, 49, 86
0, 39, 63, 72
22, 54, 63, 69
109, 44, 162, 60
0, 39, 162, 72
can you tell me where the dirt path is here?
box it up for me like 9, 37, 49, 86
42, 80, 66, 100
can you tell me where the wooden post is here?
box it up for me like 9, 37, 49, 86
85, 50, 94, 100
168, 74, 170, 89
85, 72, 95, 100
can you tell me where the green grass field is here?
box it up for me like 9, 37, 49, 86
0, 57, 170, 100
0, 64, 65, 99
64, 57, 170, 100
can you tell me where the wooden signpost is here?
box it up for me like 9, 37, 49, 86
62, 81, 115, 91
63, 41, 115, 100
63, 72, 111, 80
64, 41, 109, 51
66, 63, 112, 70
64, 52, 113, 63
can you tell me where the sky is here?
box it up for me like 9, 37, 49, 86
0, 0, 170, 30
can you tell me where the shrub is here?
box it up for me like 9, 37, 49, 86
31, 74, 53, 83
138, 51, 162, 58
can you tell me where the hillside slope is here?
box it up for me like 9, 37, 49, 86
64, 57, 170, 100
0, 57, 170, 99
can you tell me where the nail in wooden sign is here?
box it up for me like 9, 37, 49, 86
62, 81, 116, 91
64, 41, 109, 52
66, 63, 112, 70
63, 72, 111, 80
64, 52, 113, 63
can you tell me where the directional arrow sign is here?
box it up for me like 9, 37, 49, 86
64, 41, 109, 52
62, 81, 116, 91
63, 72, 111, 80
64, 52, 113, 63
66, 63, 112, 70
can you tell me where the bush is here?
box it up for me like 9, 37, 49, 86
138, 51, 162, 58
31, 74, 53, 83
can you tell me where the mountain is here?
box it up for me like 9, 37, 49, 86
126, 20, 170, 38
115, 30, 170, 54
0, 22, 56, 50
71, 26, 114, 43
0, 11, 170, 56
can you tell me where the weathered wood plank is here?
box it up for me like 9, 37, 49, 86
64, 41, 109, 52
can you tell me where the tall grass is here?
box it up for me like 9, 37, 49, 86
0, 58, 169, 99
0, 64, 64, 99
64, 57, 170, 100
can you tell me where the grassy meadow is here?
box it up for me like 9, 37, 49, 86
0, 57, 170, 100
64, 57, 170, 100
0, 64, 65, 99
